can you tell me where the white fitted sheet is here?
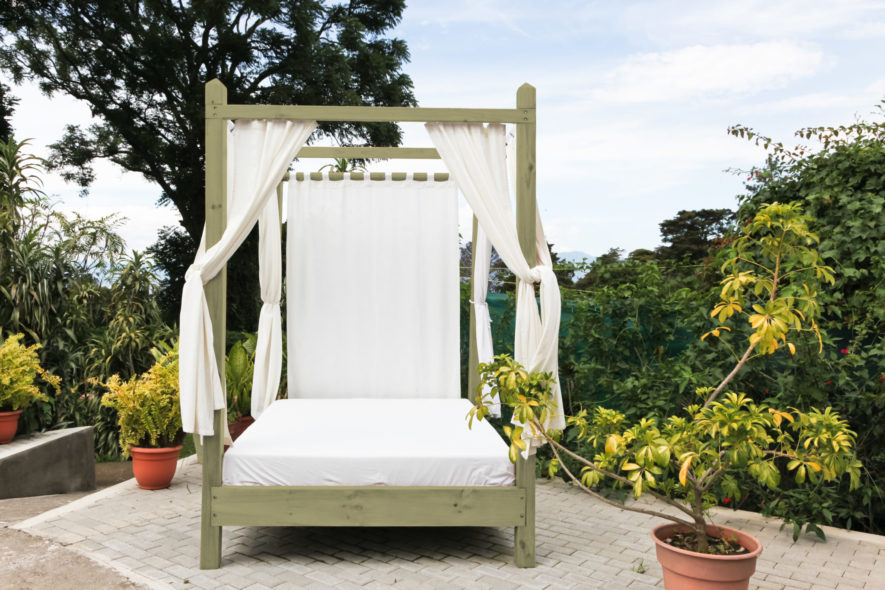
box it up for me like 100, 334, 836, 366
222, 398, 515, 487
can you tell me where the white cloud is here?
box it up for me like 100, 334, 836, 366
620, 0, 885, 44
593, 42, 826, 104
734, 78, 885, 126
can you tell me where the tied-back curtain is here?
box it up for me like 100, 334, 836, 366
472, 225, 499, 416
179, 119, 316, 436
426, 122, 565, 442
287, 174, 461, 400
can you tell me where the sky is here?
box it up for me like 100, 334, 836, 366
8, 0, 885, 256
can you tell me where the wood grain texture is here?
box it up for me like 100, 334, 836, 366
468, 216, 480, 402
209, 104, 534, 124
515, 84, 537, 264
297, 146, 441, 159
200, 79, 227, 570
515, 454, 537, 567
210, 486, 526, 527
514, 83, 538, 568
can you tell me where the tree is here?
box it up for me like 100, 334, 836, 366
656, 208, 734, 262
0, 1, 416, 327
0, 78, 15, 142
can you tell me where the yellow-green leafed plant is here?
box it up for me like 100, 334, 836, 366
0, 332, 59, 411
101, 350, 183, 457
469, 202, 861, 555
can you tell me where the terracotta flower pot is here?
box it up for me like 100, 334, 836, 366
652, 522, 763, 590
228, 415, 255, 442
130, 445, 183, 490
0, 409, 23, 444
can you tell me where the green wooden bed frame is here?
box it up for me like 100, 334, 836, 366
199, 79, 539, 569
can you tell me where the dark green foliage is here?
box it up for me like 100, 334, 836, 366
0, 78, 15, 142
560, 257, 724, 417
656, 208, 735, 262
723, 113, 885, 535
0, 0, 416, 328
540, 108, 885, 536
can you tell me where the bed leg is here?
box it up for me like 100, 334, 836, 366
200, 519, 222, 569
200, 418, 224, 569
514, 453, 536, 567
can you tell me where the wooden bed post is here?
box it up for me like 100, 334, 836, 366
467, 216, 480, 401
514, 82, 537, 568
200, 78, 228, 570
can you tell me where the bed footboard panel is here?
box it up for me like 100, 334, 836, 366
210, 485, 526, 527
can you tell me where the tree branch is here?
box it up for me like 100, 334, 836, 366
704, 343, 755, 407
547, 437, 695, 528
546, 434, 697, 518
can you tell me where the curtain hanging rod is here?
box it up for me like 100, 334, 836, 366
286, 172, 450, 182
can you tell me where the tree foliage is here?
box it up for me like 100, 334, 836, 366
0, 78, 15, 142
0, 0, 416, 327
656, 208, 735, 262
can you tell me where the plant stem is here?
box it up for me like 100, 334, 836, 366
693, 484, 709, 553
704, 343, 755, 407
546, 435, 695, 528
546, 434, 697, 518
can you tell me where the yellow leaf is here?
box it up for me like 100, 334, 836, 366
679, 457, 693, 486
605, 435, 620, 455
787, 342, 796, 355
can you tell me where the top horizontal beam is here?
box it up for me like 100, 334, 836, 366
207, 104, 534, 124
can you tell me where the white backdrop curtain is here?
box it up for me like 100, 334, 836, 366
287, 174, 461, 400
179, 119, 316, 436
427, 122, 565, 449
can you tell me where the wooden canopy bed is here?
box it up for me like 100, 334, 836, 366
195, 79, 547, 569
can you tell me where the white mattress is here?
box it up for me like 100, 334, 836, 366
222, 398, 515, 487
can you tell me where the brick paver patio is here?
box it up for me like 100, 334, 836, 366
14, 456, 885, 589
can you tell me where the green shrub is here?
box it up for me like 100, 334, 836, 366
100, 350, 182, 457
0, 332, 58, 411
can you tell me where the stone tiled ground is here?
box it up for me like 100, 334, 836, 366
15, 456, 885, 589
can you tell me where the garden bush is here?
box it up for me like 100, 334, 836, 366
0, 137, 171, 457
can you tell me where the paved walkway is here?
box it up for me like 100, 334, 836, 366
13, 456, 885, 589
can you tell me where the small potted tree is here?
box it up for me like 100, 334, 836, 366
0, 333, 59, 443
101, 349, 184, 489
470, 202, 862, 589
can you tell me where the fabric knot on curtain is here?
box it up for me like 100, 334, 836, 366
184, 263, 203, 283
179, 119, 316, 437
426, 121, 565, 449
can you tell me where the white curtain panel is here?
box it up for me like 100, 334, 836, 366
287, 174, 461, 399
250, 194, 283, 418
179, 119, 316, 436
426, 122, 565, 445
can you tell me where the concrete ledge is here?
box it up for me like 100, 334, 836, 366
0, 426, 95, 499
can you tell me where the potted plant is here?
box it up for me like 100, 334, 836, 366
226, 335, 255, 441
470, 202, 861, 589
101, 349, 184, 489
0, 333, 59, 443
